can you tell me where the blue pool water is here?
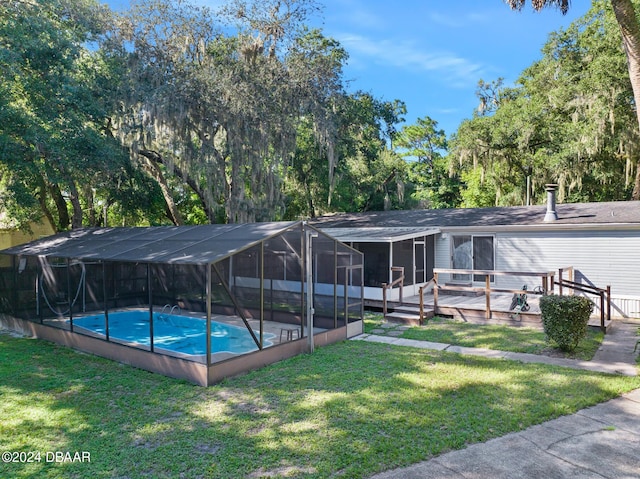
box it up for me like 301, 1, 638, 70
73, 311, 273, 356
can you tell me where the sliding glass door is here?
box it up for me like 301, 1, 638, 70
451, 235, 494, 283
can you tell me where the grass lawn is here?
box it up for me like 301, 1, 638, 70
364, 312, 604, 360
1, 331, 639, 479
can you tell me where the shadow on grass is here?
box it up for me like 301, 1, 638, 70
1, 333, 638, 478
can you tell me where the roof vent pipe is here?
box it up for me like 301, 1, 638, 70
544, 184, 558, 222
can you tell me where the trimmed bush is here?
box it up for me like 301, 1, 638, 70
539, 295, 594, 352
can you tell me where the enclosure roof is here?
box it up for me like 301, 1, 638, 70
317, 227, 440, 243
1, 221, 301, 264
313, 201, 640, 229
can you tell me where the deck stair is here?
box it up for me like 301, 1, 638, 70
384, 303, 434, 325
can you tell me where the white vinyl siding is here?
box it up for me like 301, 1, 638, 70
435, 234, 451, 270
434, 228, 640, 318
496, 230, 639, 296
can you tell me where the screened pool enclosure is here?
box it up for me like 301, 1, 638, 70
0, 221, 364, 385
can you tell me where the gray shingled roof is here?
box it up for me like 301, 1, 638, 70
313, 201, 640, 229
315, 227, 440, 243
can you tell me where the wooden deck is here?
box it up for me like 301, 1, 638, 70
375, 267, 612, 331
377, 291, 611, 331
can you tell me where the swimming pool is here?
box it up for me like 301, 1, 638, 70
72, 311, 274, 356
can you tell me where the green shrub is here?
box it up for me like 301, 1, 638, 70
539, 295, 594, 352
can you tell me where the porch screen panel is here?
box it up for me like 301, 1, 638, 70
426, 235, 435, 281
69, 260, 105, 318
232, 244, 261, 317
312, 233, 338, 331
334, 241, 364, 327
210, 257, 232, 312
82, 261, 105, 313
415, 239, 425, 284
353, 242, 388, 287
152, 264, 207, 313
345, 249, 363, 324
111, 262, 148, 309
350, 266, 363, 324
38, 257, 78, 327
1, 255, 39, 321
263, 233, 303, 330
0, 254, 15, 317
392, 239, 413, 286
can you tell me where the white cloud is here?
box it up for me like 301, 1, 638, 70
427, 11, 491, 29
435, 107, 460, 115
340, 7, 384, 30
337, 33, 485, 88
426, 12, 464, 29
324, 0, 387, 30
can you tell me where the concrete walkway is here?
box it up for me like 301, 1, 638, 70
354, 321, 640, 479
370, 388, 640, 479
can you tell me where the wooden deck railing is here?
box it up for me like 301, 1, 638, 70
432, 268, 551, 320
383, 266, 611, 331
554, 275, 611, 332
556, 266, 574, 295
418, 278, 436, 325
382, 266, 404, 316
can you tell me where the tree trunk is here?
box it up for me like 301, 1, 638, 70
174, 164, 216, 223
303, 174, 315, 218
48, 182, 70, 231
84, 185, 97, 226
36, 181, 58, 233
138, 150, 184, 226
611, 0, 640, 199
65, 177, 83, 229
147, 151, 217, 223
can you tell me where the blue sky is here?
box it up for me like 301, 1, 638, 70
316, 0, 592, 136
106, 0, 593, 137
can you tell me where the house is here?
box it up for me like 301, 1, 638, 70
0, 213, 55, 251
315, 186, 640, 319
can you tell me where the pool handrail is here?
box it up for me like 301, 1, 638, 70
159, 304, 171, 320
